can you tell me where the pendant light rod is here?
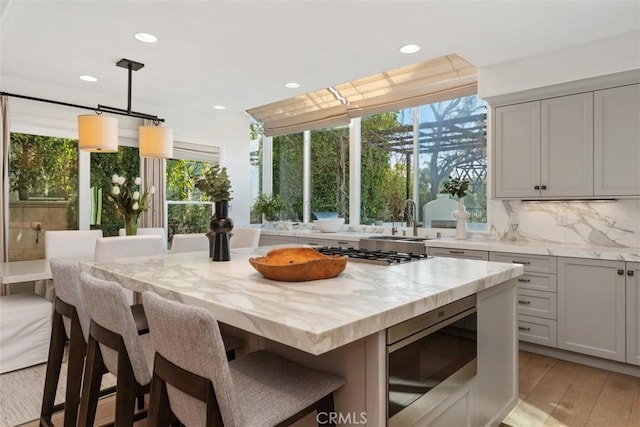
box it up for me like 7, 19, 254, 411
0, 57, 164, 122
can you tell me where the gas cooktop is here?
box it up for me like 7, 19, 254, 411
314, 246, 430, 265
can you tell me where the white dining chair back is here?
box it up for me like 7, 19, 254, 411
45, 230, 103, 260
170, 233, 209, 254
119, 227, 167, 251
94, 235, 164, 262
229, 227, 261, 249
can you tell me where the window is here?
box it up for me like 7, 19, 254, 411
249, 120, 263, 224
310, 126, 349, 220
8, 132, 78, 261
165, 159, 214, 246
90, 146, 140, 237
272, 132, 303, 221
417, 95, 487, 228
360, 110, 413, 225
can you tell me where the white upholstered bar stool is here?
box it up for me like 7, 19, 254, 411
170, 233, 209, 253
229, 227, 261, 249
119, 227, 167, 251
143, 291, 346, 427
78, 273, 155, 427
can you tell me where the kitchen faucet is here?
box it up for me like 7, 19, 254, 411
402, 199, 421, 236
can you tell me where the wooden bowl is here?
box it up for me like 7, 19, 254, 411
248, 247, 348, 282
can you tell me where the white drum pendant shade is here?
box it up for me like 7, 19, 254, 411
78, 115, 118, 152
139, 126, 174, 158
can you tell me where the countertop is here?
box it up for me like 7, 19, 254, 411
260, 229, 640, 262
83, 247, 522, 355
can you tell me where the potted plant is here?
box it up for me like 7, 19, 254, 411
441, 176, 470, 239
252, 193, 286, 223
195, 164, 234, 261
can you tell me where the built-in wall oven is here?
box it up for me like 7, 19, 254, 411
386, 294, 477, 425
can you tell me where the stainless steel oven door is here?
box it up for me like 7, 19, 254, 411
387, 306, 477, 425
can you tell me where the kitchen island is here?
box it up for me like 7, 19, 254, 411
83, 247, 523, 426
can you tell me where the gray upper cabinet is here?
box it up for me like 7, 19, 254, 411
594, 84, 640, 196
493, 93, 593, 199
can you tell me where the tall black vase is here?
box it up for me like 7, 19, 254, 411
209, 200, 234, 261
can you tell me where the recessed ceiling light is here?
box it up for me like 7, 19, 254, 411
79, 75, 98, 82
134, 32, 158, 43
400, 44, 421, 54
285, 82, 300, 89
212, 105, 226, 110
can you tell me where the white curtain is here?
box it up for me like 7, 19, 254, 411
140, 119, 166, 228
0, 96, 9, 262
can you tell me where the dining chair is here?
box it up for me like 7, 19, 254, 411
170, 233, 209, 253
229, 227, 261, 249
40, 259, 149, 427
78, 273, 154, 427
45, 230, 104, 260
119, 227, 167, 251
142, 291, 346, 427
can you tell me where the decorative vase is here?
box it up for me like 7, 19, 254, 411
453, 197, 469, 240
210, 200, 234, 261
123, 213, 139, 236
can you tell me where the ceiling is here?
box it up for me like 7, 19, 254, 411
1, 0, 638, 124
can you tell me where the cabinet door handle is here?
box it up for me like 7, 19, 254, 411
449, 250, 465, 254
336, 241, 348, 245
512, 260, 531, 265
518, 326, 531, 331
518, 278, 531, 283
518, 300, 531, 305
534, 185, 540, 190
618, 269, 625, 275
628, 270, 635, 277
541, 185, 547, 190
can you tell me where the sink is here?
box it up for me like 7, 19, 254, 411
359, 235, 431, 254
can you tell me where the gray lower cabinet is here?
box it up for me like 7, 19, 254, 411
627, 262, 640, 366
428, 247, 489, 261
557, 257, 626, 362
490, 252, 558, 347
258, 235, 296, 246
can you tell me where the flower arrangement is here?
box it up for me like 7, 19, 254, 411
441, 176, 470, 199
195, 164, 233, 202
108, 174, 154, 234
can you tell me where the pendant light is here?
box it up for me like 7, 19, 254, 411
78, 114, 118, 152
77, 58, 173, 157
139, 124, 174, 158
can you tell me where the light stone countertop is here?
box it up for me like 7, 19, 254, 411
83, 247, 522, 355
260, 229, 640, 262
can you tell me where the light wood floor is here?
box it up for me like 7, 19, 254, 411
23, 351, 640, 427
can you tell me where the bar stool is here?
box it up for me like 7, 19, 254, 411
40, 260, 148, 427
142, 291, 346, 427
78, 272, 155, 427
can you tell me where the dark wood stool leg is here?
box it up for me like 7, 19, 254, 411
78, 336, 104, 427
62, 316, 86, 427
148, 372, 173, 427
317, 394, 336, 427
40, 309, 66, 426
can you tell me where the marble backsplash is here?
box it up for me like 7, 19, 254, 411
486, 199, 640, 248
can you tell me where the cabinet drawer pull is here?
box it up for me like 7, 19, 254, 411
512, 260, 531, 265
618, 269, 624, 275
541, 185, 547, 190
449, 250, 465, 254
336, 241, 349, 245
518, 300, 531, 305
534, 185, 540, 190
518, 326, 531, 331
517, 278, 531, 283
306, 242, 319, 246
629, 270, 635, 277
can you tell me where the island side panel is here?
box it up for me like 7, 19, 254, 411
262, 331, 387, 427
476, 278, 518, 426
